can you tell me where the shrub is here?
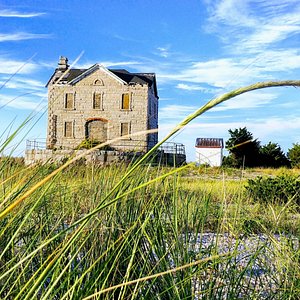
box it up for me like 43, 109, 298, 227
287, 143, 300, 168
76, 139, 115, 150
246, 175, 300, 206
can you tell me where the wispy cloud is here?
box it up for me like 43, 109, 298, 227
112, 34, 142, 43
176, 83, 221, 93
159, 58, 263, 88
159, 104, 198, 120
0, 32, 51, 42
155, 46, 171, 58
0, 57, 39, 74
0, 9, 45, 18
0, 94, 47, 110
155, 49, 300, 89
206, 0, 300, 54
176, 83, 207, 91
74, 60, 142, 69
212, 90, 279, 111
0, 76, 45, 91
159, 115, 300, 160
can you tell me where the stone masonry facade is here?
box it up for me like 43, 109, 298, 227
46, 57, 159, 152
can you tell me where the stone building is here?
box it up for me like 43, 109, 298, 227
46, 56, 158, 152
25, 57, 186, 166
195, 138, 224, 167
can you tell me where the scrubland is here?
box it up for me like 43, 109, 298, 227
1, 80, 300, 299
0, 159, 299, 299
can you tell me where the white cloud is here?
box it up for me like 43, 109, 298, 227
207, 0, 257, 28
176, 83, 215, 92
156, 46, 171, 58
251, 116, 300, 139
241, 24, 300, 53
158, 97, 174, 101
74, 60, 142, 69
159, 104, 198, 120
0, 9, 45, 18
141, 1, 300, 90
0, 57, 39, 74
155, 48, 300, 89
0, 32, 51, 42
212, 90, 279, 111
159, 58, 262, 88
207, 0, 300, 53
0, 76, 45, 91
158, 115, 300, 161
252, 49, 300, 72
0, 94, 47, 110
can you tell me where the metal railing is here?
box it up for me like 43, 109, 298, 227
26, 139, 186, 156
26, 139, 47, 150
159, 142, 185, 155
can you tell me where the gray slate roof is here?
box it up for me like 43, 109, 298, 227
46, 66, 158, 97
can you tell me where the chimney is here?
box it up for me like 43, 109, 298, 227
57, 56, 69, 71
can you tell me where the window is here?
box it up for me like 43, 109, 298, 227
64, 121, 73, 138
121, 93, 130, 110
93, 92, 102, 109
94, 79, 104, 86
121, 122, 130, 137
65, 93, 74, 109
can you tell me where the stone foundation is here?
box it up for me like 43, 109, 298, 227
24, 149, 132, 165
25, 149, 186, 166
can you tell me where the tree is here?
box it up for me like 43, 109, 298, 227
287, 143, 300, 168
225, 127, 261, 167
259, 142, 290, 168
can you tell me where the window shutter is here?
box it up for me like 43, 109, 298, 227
93, 92, 102, 109
121, 123, 129, 136
122, 93, 130, 110
64, 121, 73, 137
65, 93, 74, 109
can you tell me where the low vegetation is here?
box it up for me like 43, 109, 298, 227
0, 160, 299, 299
223, 127, 295, 168
1, 80, 300, 299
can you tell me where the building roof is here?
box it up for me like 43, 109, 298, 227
46, 63, 158, 97
195, 138, 224, 148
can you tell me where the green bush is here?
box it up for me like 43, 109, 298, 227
246, 175, 300, 206
76, 139, 115, 150
287, 143, 300, 168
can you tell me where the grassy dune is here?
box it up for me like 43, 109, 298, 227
0, 160, 299, 299
1, 81, 300, 299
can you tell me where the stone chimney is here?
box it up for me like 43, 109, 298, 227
57, 56, 69, 71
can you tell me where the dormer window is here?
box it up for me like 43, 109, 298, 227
65, 93, 74, 109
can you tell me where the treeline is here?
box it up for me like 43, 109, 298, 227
223, 127, 300, 168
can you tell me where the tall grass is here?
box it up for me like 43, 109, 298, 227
0, 81, 300, 299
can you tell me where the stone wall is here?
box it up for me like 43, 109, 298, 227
25, 149, 134, 165
25, 148, 186, 166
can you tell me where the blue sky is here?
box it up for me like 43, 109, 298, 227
1, 0, 300, 161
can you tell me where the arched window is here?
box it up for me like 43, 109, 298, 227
94, 79, 104, 86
